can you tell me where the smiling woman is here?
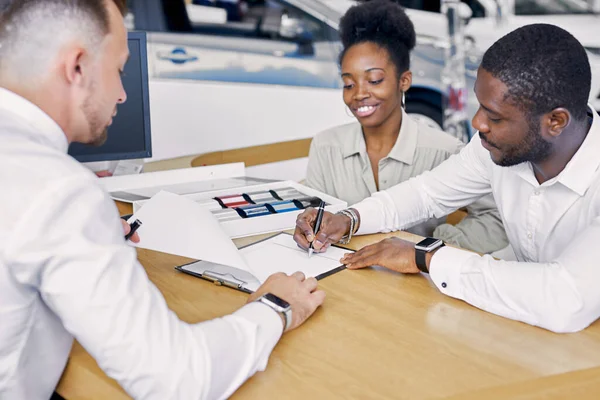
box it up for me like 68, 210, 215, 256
304, 0, 508, 253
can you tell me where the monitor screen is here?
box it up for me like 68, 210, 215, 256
68, 31, 152, 162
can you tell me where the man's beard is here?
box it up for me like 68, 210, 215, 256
81, 83, 110, 147
482, 117, 552, 167
90, 128, 108, 147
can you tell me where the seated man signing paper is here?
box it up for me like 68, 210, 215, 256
0, 1, 324, 399
295, 23, 600, 333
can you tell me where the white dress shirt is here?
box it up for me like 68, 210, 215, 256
353, 107, 600, 333
305, 108, 508, 253
0, 87, 282, 400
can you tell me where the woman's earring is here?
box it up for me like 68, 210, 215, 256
345, 106, 354, 117
401, 92, 406, 109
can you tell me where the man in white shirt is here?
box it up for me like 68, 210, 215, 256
295, 23, 600, 333
0, 1, 325, 399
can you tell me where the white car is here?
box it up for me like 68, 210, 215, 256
399, 0, 600, 112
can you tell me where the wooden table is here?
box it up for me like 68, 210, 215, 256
56, 203, 600, 399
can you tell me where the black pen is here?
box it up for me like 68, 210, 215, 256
125, 219, 142, 241
308, 201, 326, 258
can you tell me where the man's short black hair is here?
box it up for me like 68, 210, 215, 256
338, 0, 416, 77
481, 23, 591, 121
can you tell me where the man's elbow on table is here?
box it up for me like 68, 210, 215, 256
539, 312, 596, 334
534, 293, 598, 334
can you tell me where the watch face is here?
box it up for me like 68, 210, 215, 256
264, 293, 290, 309
417, 237, 441, 248
415, 237, 444, 252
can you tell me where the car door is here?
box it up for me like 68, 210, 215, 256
133, 0, 340, 89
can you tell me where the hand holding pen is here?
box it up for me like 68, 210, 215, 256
308, 201, 326, 258
121, 217, 142, 243
294, 206, 354, 252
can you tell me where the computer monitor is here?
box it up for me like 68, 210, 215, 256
68, 31, 152, 162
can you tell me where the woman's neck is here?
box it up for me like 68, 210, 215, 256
362, 107, 403, 153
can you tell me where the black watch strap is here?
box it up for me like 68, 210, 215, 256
415, 243, 444, 273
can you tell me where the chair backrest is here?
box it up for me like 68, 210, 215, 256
190, 138, 312, 168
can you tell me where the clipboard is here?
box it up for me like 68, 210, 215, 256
175, 232, 352, 293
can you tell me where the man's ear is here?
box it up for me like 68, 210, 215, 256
399, 70, 412, 93
544, 108, 570, 139
63, 47, 87, 87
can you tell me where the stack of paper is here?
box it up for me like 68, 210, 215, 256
130, 191, 352, 289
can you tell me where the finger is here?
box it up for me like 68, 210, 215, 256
344, 246, 380, 269
293, 228, 311, 250
313, 241, 331, 254
310, 289, 326, 308
267, 272, 287, 281
346, 252, 380, 270
121, 219, 130, 234
95, 170, 113, 178
296, 219, 316, 243
129, 232, 141, 243
341, 247, 365, 264
296, 209, 317, 242
291, 271, 306, 281
303, 277, 318, 292
313, 231, 333, 251
342, 243, 378, 263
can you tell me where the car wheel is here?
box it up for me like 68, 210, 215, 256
406, 101, 443, 131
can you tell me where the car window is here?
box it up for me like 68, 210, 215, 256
514, 0, 593, 15
273, 0, 331, 41
395, 0, 486, 17
130, 0, 333, 42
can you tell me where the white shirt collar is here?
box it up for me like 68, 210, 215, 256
0, 87, 69, 153
342, 108, 419, 165
505, 106, 600, 196
556, 107, 600, 196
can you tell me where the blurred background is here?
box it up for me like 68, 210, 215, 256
4, 0, 599, 178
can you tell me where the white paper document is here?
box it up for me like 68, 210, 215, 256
131, 191, 352, 290
239, 233, 351, 283
131, 191, 248, 270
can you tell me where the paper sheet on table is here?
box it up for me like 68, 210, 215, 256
131, 191, 249, 271
240, 233, 353, 283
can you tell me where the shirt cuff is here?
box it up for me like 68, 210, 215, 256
429, 246, 478, 300
232, 302, 283, 369
352, 197, 385, 235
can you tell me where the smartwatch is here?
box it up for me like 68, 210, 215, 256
257, 293, 292, 331
414, 237, 445, 273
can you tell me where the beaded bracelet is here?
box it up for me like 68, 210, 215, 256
336, 209, 357, 244
345, 208, 359, 233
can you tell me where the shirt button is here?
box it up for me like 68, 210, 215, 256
441, 282, 447, 288
527, 232, 533, 239
534, 190, 540, 196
